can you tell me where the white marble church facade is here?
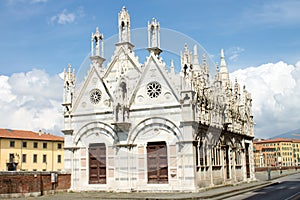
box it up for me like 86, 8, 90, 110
62, 7, 255, 192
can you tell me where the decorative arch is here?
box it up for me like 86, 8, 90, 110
128, 117, 183, 143
234, 137, 244, 149
73, 121, 117, 145
222, 134, 234, 147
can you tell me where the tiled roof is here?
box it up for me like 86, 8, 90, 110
254, 138, 300, 144
0, 128, 64, 141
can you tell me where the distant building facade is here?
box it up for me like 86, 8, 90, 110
62, 7, 255, 192
253, 138, 300, 167
0, 128, 64, 171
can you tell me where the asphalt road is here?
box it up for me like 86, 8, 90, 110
2, 171, 299, 200
227, 173, 300, 200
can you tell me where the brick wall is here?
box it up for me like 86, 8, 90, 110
0, 172, 70, 195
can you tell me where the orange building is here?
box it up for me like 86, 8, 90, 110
0, 128, 64, 171
253, 138, 300, 167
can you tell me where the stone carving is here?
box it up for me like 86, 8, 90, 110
113, 81, 129, 122
180, 47, 254, 135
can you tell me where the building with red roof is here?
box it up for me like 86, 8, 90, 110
0, 128, 64, 171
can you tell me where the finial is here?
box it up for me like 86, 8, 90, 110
193, 45, 198, 55
220, 48, 227, 72
221, 49, 225, 58
184, 43, 188, 51
170, 60, 174, 67
122, 6, 126, 11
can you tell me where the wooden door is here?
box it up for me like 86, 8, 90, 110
147, 141, 168, 184
89, 143, 106, 184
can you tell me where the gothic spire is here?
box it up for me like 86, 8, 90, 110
219, 49, 230, 86
193, 45, 200, 71
118, 6, 131, 43
90, 27, 105, 70
91, 27, 104, 57
147, 18, 162, 56
170, 60, 175, 74
202, 53, 209, 78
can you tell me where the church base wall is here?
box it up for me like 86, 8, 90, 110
71, 181, 198, 192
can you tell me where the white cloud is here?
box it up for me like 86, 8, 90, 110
0, 69, 63, 135
227, 47, 245, 62
230, 61, 300, 139
50, 9, 75, 25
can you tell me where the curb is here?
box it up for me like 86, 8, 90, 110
210, 181, 278, 200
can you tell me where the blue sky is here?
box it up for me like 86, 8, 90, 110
0, 0, 300, 138
1, 0, 299, 75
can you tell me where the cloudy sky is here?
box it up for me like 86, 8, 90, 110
0, 0, 299, 138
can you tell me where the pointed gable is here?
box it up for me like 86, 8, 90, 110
103, 46, 141, 84
102, 45, 142, 106
72, 66, 113, 114
129, 53, 180, 109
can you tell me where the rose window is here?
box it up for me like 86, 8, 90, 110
90, 89, 102, 104
146, 81, 162, 98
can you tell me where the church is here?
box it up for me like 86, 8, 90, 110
62, 7, 255, 192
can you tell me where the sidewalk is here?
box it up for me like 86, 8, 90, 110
2, 170, 299, 200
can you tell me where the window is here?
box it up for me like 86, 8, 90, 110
57, 155, 61, 163
199, 143, 207, 166
22, 154, 26, 163
43, 142, 47, 149
211, 147, 221, 166
10, 141, 15, 147
43, 155, 47, 163
89, 88, 102, 104
22, 141, 27, 148
235, 150, 242, 165
33, 142, 38, 148
57, 143, 62, 149
146, 81, 162, 98
33, 154, 37, 163
9, 153, 14, 162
